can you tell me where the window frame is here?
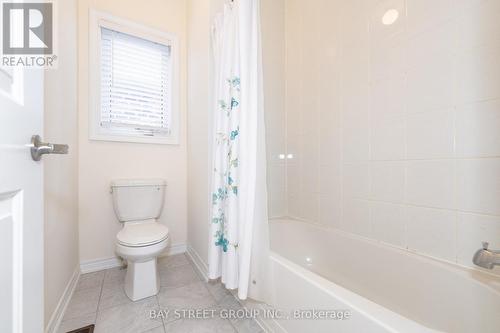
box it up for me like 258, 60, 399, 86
89, 10, 180, 145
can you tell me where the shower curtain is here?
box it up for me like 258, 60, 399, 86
208, 0, 270, 301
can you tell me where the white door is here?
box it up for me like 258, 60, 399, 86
0, 65, 44, 333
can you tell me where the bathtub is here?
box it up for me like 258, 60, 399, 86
264, 218, 500, 333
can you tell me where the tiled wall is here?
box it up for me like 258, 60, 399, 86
265, 0, 500, 276
262, 0, 287, 217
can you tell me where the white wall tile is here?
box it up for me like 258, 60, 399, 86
287, 194, 301, 219
266, 137, 286, 166
371, 161, 406, 203
267, 165, 286, 202
319, 164, 341, 195
286, 106, 302, 137
342, 125, 370, 163
341, 15, 370, 64
286, 164, 301, 197
406, 20, 456, 70
342, 199, 372, 237
301, 102, 320, 136
342, 82, 370, 122
405, 22, 456, 113
406, 63, 455, 114
457, 212, 500, 276
370, 40, 406, 82
457, 43, 500, 104
268, 199, 287, 219
343, 163, 370, 199
286, 135, 302, 166
457, 0, 500, 50
456, 99, 500, 157
407, 206, 456, 261
319, 130, 341, 166
319, 194, 342, 228
406, 0, 456, 37
370, 76, 406, 119
300, 193, 319, 223
370, 115, 406, 160
277, 0, 500, 275
368, 0, 405, 42
319, 99, 341, 128
371, 202, 406, 247
457, 158, 500, 216
406, 160, 455, 209
301, 136, 319, 194
285, 73, 302, 137
406, 109, 455, 159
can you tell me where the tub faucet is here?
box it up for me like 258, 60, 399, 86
473, 242, 500, 269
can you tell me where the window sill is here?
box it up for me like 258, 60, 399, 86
89, 132, 179, 145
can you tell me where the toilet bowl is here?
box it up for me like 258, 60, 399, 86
111, 179, 168, 301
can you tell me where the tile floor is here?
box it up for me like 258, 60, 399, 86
58, 254, 264, 333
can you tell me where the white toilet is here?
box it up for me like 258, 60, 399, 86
111, 179, 169, 301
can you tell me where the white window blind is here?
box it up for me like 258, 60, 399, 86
100, 26, 171, 137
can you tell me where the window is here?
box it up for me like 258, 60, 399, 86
89, 11, 179, 144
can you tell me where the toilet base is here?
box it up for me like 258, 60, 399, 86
124, 258, 160, 301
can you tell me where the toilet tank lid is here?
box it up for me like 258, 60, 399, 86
111, 179, 167, 188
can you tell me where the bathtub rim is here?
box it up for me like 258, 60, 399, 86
269, 251, 437, 333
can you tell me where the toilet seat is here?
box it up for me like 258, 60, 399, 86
117, 220, 169, 247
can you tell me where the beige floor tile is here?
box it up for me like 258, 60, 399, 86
157, 282, 217, 322
94, 296, 162, 333
76, 271, 105, 292
159, 264, 201, 288
61, 256, 263, 333
230, 318, 264, 333
158, 254, 189, 269
141, 324, 166, 333
217, 294, 242, 311
206, 281, 233, 303
103, 266, 126, 287
164, 318, 236, 333
64, 287, 101, 320
99, 283, 133, 311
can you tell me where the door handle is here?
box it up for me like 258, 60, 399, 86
30, 135, 69, 161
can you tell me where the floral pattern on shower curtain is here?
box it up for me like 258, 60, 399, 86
212, 75, 241, 254
209, 0, 270, 302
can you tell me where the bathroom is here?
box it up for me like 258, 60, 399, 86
0, 0, 499, 332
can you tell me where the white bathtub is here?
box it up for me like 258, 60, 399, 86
266, 218, 500, 333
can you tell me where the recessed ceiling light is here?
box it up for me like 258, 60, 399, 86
382, 9, 399, 25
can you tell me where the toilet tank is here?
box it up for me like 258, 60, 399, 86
111, 179, 167, 222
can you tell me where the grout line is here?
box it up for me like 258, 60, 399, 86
94, 270, 106, 323
342, 155, 500, 163
155, 294, 167, 333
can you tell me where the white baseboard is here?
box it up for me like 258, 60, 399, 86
80, 243, 187, 274
45, 267, 80, 333
160, 243, 187, 257
80, 256, 124, 274
186, 244, 209, 281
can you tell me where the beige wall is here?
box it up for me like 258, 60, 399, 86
77, 0, 188, 263
187, 0, 212, 267
274, 0, 500, 276
186, 0, 224, 268
44, 0, 79, 326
